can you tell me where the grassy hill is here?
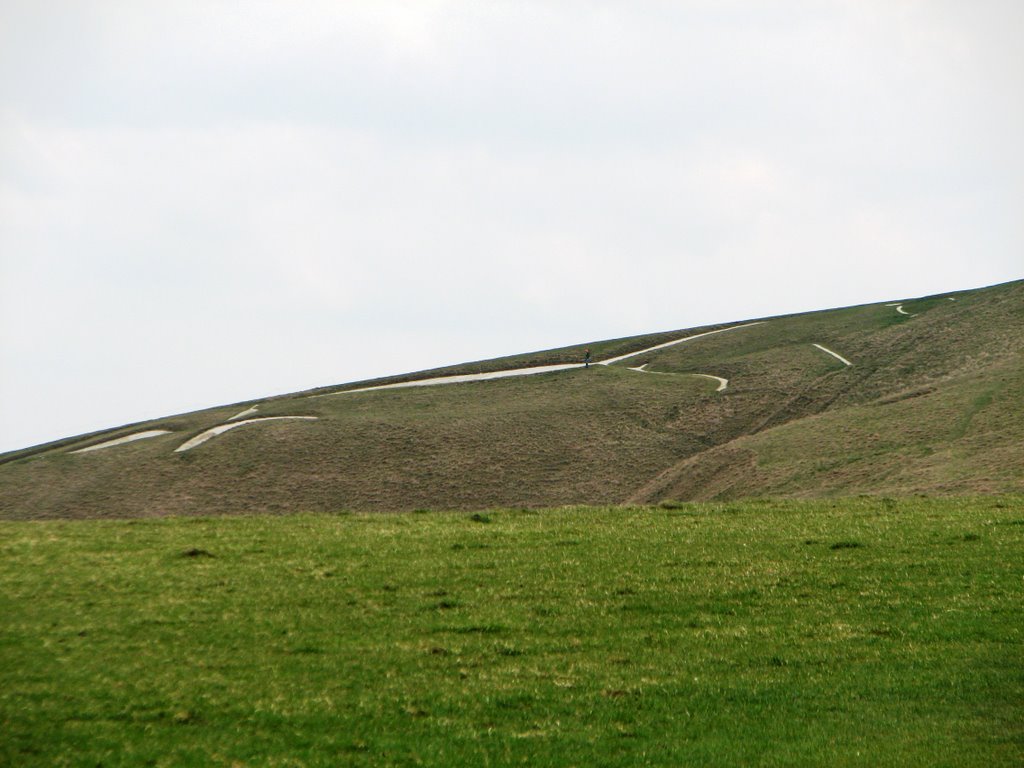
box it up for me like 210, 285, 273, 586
1, 279, 1022, 519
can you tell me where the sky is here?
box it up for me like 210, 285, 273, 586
1, 1, 1022, 453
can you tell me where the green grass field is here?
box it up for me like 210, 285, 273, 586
3, 497, 1021, 766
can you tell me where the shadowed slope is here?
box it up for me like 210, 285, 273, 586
626, 281, 1024, 501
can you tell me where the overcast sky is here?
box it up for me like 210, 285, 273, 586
1, 1, 1021, 453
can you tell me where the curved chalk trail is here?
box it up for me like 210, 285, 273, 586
885, 302, 916, 317
627, 365, 729, 392
692, 373, 729, 392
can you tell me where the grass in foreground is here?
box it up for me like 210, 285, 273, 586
1, 497, 1022, 766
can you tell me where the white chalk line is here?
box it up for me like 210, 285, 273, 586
152, 321, 762, 452
627, 365, 729, 392
175, 417, 318, 453
692, 373, 729, 392
324, 363, 582, 396
812, 343, 853, 367
71, 430, 172, 454
885, 302, 916, 317
227, 405, 260, 421
317, 321, 765, 398
598, 322, 765, 366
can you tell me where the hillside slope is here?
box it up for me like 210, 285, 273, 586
1, 279, 1021, 519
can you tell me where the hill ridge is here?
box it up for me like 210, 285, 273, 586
1, 278, 1021, 518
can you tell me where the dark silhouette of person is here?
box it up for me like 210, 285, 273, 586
584, 348, 591, 368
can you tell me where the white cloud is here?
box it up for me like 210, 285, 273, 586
1, 1, 1022, 451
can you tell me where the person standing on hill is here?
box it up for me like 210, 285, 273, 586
584, 348, 592, 368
